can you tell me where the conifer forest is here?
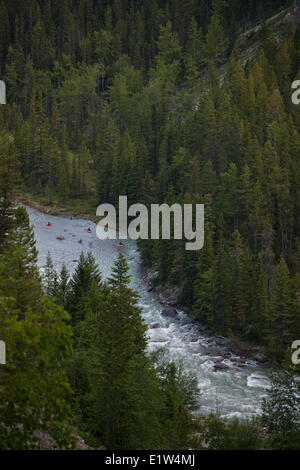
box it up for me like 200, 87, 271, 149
0, 0, 300, 452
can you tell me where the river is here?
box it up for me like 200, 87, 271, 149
27, 205, 270, 420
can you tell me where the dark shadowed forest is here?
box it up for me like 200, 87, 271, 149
0, 0, 299, 451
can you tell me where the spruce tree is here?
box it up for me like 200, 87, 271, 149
268, 256, 295, 362
68, 252, 102, 326
86, 253, 155, 449
0, 134, 20, 247
262, 371, 300, 450
0, 206, 74, 449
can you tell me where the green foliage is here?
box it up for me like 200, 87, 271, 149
67, 251, 102, 326
261, 370, 300, 449
0, 132, 20, 245
195, 414, 263, 450
0, 0, 299, 450
152, 350, 201, 410
0, 205, 74, 449
0, 297, 74, 449
66, 254, 194, 450
267, 257, 300, 361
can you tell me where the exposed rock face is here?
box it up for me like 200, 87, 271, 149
161, 307, 178, 318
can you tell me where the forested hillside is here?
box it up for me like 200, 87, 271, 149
0, 168, 199, 448
0, 0, 300, 451
1, 0, 299, 362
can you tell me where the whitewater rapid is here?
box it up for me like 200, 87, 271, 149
27, 205, 270, 419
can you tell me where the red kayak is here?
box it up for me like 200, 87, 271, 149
47, 222, 52, 227
87, 228, 92, 233
117, 242, 124, 247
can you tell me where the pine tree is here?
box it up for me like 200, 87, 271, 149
56, 264, 70, 308
268, 256, 296, 362
68, 252, 102, 326
43, 251, 56, 297
204, 10, 225, 66
0, 205, 74, 449
0, 206, 41, 311
0, 134, 20, 247
86, 253, 154, 449
97, 118, 120, 203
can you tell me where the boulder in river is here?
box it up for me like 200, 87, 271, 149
161, 307, 178, 318
150, 323, 162, 329
215, 336, 229, 346
198, 324, 208, 332
255, 354, 268, 364
214, 362, 229, 371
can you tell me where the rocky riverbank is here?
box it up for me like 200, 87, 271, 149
16, 193, 98, 223
27, 201, 271, 417
142, 266, 269, 372
20, 194, 270, 374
